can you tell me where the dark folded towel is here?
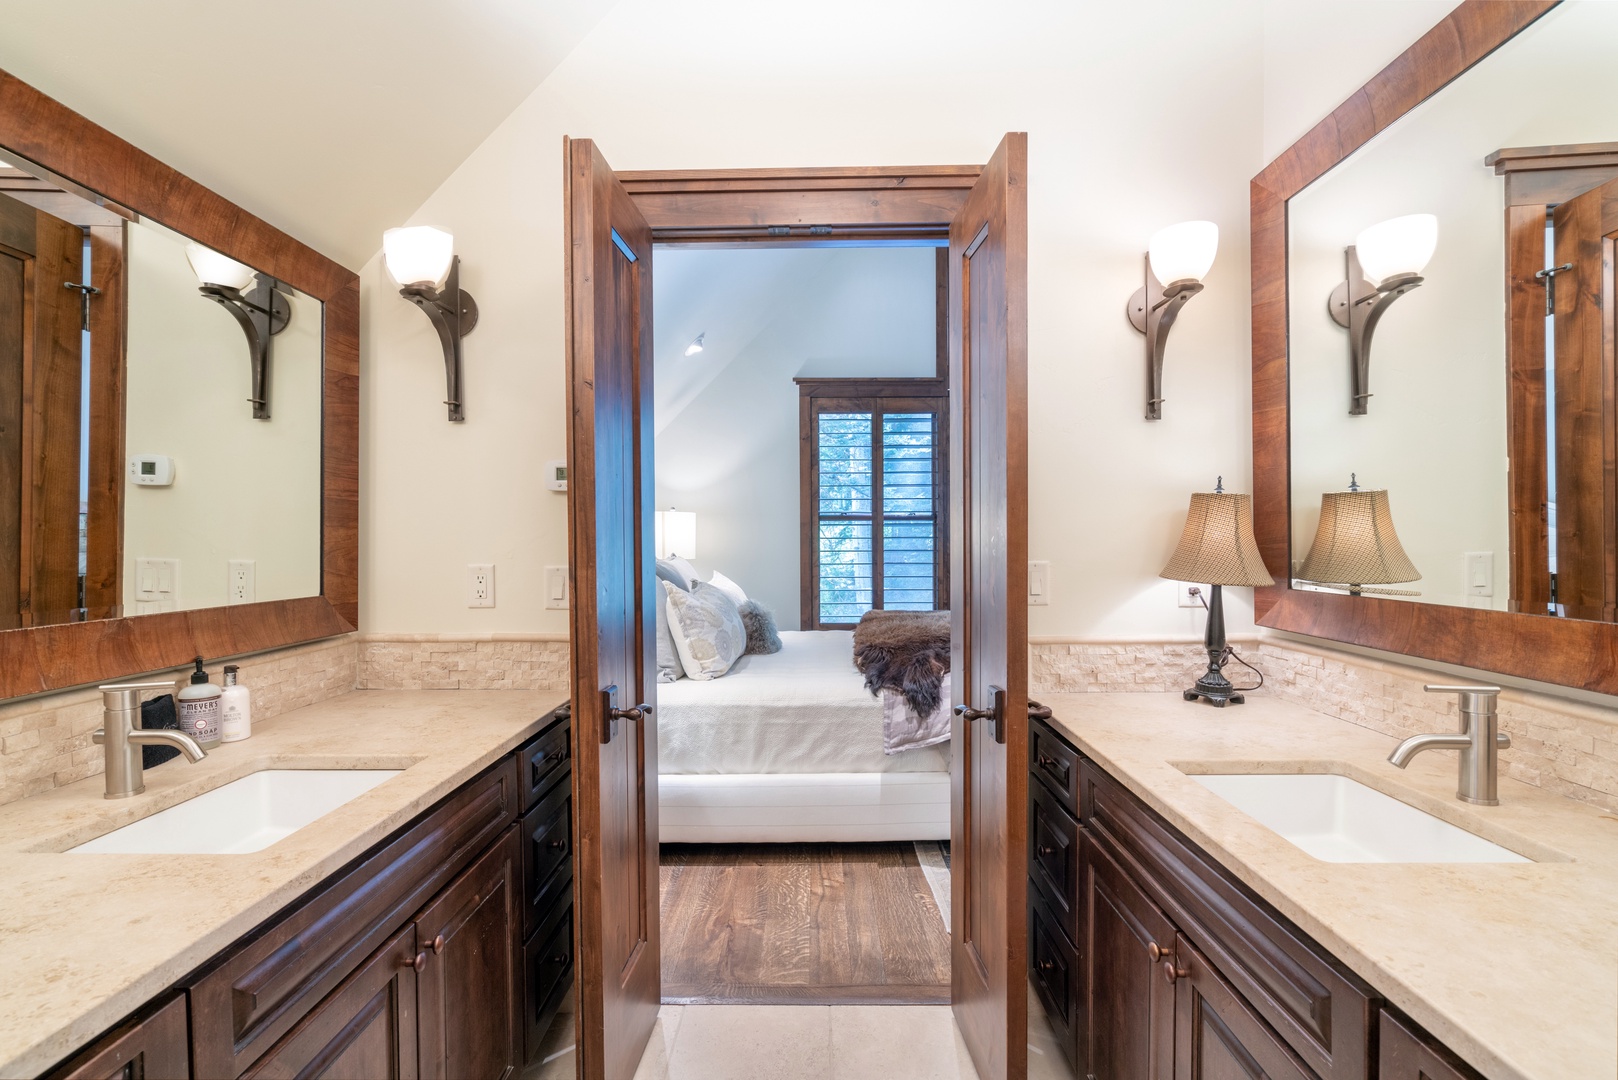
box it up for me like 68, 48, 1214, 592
140, 694, 180, 768
852, 610, 951, 718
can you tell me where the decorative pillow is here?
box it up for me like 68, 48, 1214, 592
655, 588, 685, 683
738, 600, 782, 655
663, 580, 746, 681
656, 558, 696, 593
708, 570, 747, 606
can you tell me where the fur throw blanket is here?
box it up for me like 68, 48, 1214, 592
852, 610, 951, 717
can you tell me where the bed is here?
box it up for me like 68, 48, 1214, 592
656, 629, 951, 843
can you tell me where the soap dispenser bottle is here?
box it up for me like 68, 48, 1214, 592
177, 656, 222, 749
220, 664, 252, 743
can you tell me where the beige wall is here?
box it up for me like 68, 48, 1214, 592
123, 222, 323, 611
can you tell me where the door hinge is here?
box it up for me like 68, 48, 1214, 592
63, 281, 101, 330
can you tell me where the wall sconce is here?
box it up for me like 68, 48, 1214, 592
384, 226, 479, 422
186, 243, 289, 420
1128, 221, 1218, 421
1327, 214, 1437, 415
655, 509, 697, 560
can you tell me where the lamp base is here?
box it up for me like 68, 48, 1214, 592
1182, 663, 1245, 708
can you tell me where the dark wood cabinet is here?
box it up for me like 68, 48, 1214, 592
243, 925, 419, 1080
1085, 831, 1176, 1080
416, 826, 523, 1080
1172, 933, 1314, 1080
43, 994, 189, 1080
1379, 1010, 1484, 1080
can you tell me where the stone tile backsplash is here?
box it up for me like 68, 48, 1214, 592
357, 635, 570, 692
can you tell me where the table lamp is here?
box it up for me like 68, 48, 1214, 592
1297, 475, 1420, 596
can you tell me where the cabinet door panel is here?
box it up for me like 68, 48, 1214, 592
1174, 934, 1315, 1080
1085, 830, 1175, 1080
1028, 883, 1080, 1073
244, 926, 419, 1080
1029, 777, 1080, 945
43, 994, 189, 1080
416, 825, 522, 1080
520, 772, 573, 938
1378, 1010, 1482, 1080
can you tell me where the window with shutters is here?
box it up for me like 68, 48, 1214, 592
797, 379, 949, 630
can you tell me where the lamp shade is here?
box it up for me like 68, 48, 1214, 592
1354, 214, 1437, 285
1298, 488, 1420, 587
1160, 490, 1274, 587
655, 510, 697, 560
1148, 220, 1219, 286
185, 243, 255, 291
383, 226, 455, 287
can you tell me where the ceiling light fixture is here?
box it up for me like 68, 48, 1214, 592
684, 333, 705, 357
186, 242, 290, 420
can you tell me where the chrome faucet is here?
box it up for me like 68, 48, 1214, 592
1387, 684, 1510, 805
93, 681, 207, 799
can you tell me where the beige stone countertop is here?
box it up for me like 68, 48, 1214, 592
1040, 692, 1618, 1080
0, 688, 562, 1079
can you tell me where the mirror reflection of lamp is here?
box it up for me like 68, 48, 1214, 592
185, 243, 291, 420
383, 226, 479, 422
1297, 474, 1421, 596
1127, 220, 1218, 421
1327, 213, 1438, 415
654, 510, 697, 560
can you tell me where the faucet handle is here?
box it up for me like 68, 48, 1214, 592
1423, 684, 1502, 695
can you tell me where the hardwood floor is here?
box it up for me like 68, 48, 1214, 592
659, 843, 952, 1006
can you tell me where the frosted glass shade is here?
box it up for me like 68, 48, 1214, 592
185, 243, 255, 291
655, 510, 697, 560
383, 226, 454, 287
1354, 214, 1437, 286
1148, 221, 1218, 285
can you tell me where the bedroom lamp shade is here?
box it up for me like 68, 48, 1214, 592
1159, 490, 1274, 588
655, 510, 697, 560
1298, 484, 1420, 595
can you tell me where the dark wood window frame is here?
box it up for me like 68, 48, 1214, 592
797, 377, 949, 630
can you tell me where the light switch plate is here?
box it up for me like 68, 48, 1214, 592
468, 564, 495, 608
1028, 561, 1050, 606
1465, 551, 1494, 597
545, 566, 570, 610
135, 558, 179, 605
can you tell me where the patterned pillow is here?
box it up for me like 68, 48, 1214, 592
738, 601, 782, 655
663, 581, 746, 680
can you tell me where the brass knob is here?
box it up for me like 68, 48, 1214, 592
431, 933, 446, 954
1147, 942, 1169, 963
1162, 960, 1190, 984
403, 951, 427, 973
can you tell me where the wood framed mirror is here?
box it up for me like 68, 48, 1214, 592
0, 68, 358, 700
1245, 0, 1618, 693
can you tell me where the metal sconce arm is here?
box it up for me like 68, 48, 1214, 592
198, 277, 291, 420
398, 256, 479, 422
1128, 257, 1205, 421
1328, 246, 1423, 416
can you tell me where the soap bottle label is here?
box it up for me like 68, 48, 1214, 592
180, 697, 220, 744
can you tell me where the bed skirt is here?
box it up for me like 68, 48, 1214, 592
658, 772, 951, 843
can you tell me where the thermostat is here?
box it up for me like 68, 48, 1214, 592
545, 460, 567, 492
129, 455, 175, 486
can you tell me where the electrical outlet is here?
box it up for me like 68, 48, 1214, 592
1178, 582, 1205, 608
228, 560, 255, 605
545, 566, 570, 610
468, 564, 496, 608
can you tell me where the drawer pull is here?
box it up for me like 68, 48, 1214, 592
403, 951, 427, 973
1037, 959, 1056, 972
551, 954, 571, 965
431, 933, 446, 954
1147, 942, 1169, 963
548, 837, 569, 851
1162, 960, 1191, 984
1037, 844, 1057, 857
1037, 754, 1058, 769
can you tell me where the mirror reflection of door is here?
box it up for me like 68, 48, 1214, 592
564, 135, 1028, 1080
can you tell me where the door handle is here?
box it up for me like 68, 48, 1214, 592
599, 686, 652, 744
1028, 699, 1053, 722
953, 685, 1006, 744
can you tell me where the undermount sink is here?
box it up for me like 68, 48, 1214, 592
68, 769, 402, 855
1188, 772, 1531, 864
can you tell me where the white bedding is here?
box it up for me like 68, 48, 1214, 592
655, 630, 952, 775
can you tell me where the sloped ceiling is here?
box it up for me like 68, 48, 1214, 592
0, 0, 619, 268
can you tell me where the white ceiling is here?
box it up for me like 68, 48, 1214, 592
0, 0, 619, 268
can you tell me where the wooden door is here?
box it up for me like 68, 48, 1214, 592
245, 926, 420, 1080
1172, 934, 1314, 1080
565, 136, 661, 1080
1085, 832, 1175, 1080
415, 826, 522, 1080
0, 190, 84, 629
1550, 176, 1618, 620
949, 131, 1029, 1080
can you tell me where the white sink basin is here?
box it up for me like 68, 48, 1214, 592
69, 770, 402, 855
1190, 772, 1530, 863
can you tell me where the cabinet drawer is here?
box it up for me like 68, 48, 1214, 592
1173, 933, 1316, 1080
520, 772, 573, 937
1027, 885, 1080, 1076
1028, 777, 1080, 947
519, 706, 571, 814
187, 757, 520, 1079
1082, 762, 1374, 1080
43, 993, 189, 1080
1379, 1010, 1483, 1080
1030, 717, 1082, 812
523, 899, 575, 1065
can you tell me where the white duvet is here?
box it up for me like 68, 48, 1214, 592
655, 630, 952, 775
